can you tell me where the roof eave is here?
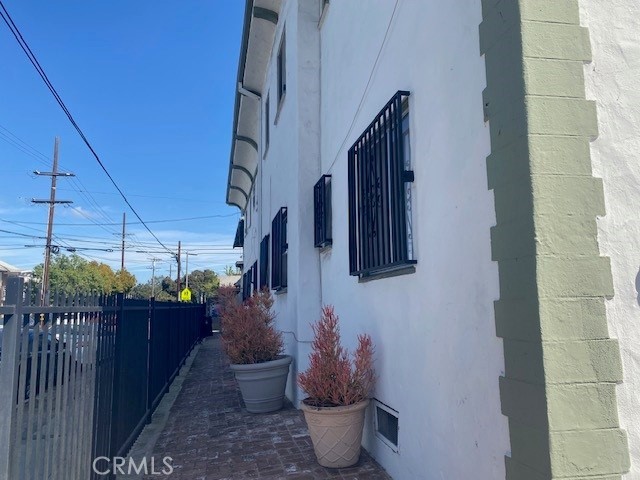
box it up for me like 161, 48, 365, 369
225, 0, 254, 212
225, 0, 281, 212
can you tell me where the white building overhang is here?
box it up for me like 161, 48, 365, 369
226, 0, 281, 211
0, 260, 22, 273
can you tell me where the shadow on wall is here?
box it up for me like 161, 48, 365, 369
635, 268, 640, 306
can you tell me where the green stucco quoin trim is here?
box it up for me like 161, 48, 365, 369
480, 0, 630, 478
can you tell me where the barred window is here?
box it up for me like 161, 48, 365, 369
251, 261, 257, 294
233, 219, 244, 248
242, 271, 251, 300
260, 235, 270, 289
314, 175, 332, 248
271, 207, 288, 291
348, 91, 415, 278
277, 32, 286, 104
264, 93, 270, 155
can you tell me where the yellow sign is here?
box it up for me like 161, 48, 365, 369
180, 288, 192, 302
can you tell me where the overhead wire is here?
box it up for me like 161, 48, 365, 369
0, 129, 50, 166
325, 0, 400, 176
0, 2, 174, 257
0, 125, 237, 275
4, 213, 239, 226
0, 221, 237, 251
61, 203, 120, 238
55, 188, 226, 204
0, 123, 123, 236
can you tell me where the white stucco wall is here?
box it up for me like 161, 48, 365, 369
581, 1, 640, 477
316, 1, 509, 479
243, 1, 510, 478
245, 0, 323, 403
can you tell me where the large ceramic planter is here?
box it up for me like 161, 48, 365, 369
229, 355, 292, 413
300, 399, 369, 468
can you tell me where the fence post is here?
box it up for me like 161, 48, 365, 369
109, 293, 124, 459
146, 297, 155, 424
0, 276, 24, 480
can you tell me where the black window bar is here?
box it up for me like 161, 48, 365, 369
242, 271, 250, 300
348, 90, 415, 277
271, 207, 288, 290
260, 234, 270, 289
251, 261, 258, 294
314, 175, 332, 248
233, 219, 244, 248
264, 94, 270, 154
277, 32, 286, 103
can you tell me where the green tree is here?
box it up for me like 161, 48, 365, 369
184, 269, 219, 302
129, 281, 152, 300
33, 254, 137, 295
115, 269, 136, 293
224, 265, 240, 275
161, 276, 177, 297
130, 276, 176, 301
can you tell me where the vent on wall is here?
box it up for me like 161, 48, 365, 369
374, 400, 399, 452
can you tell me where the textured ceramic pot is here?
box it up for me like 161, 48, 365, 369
300, 399, 369, 468
229, 355, 292, 413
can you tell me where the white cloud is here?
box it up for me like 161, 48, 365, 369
66, 206, 97, 219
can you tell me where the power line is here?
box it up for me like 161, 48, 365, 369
55, 188, 225, 204
325, 0, 400, 176
0, 223, 239, 251
0, 123, 229, 210
0, 2, 174, 257
0, 124, 124, 237
0, 228, 45, 239
0, 230, 238, 256
61, 203, 119, 237
24, 244, 116, 253
0, 129, 50, 166
0, 124, 49, 158
1, 213, 238, 227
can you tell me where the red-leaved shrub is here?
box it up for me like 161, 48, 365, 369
219, 287, 283, 365
298, 306, 375, 407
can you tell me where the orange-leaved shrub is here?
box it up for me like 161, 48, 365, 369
298, 305, 375, 407
219, 287, 283, 365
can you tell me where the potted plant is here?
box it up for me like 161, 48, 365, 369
218, 287, 291, 413
298, 306, 375, 468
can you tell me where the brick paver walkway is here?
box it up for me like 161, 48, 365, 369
145, 335, 392, 480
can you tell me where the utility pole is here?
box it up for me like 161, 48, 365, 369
32, 137, 74, 305
121, 212, 126, 271
150, 258, 161, 298
184, 252, 198, 289
176, 241, 181, 300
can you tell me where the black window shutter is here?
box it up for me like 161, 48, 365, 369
271, 207, 287, 290
314, 175, 332, 248
260, 235, 270, 289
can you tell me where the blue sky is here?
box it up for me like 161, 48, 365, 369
0, 1, 244, 281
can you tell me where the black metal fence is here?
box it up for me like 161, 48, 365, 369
109, 297, 203, 463
0, 276, 205, 480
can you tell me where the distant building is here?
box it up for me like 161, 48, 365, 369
225, 1, 639, 478
218, 274, 241, 288
0, 260, 26, 305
